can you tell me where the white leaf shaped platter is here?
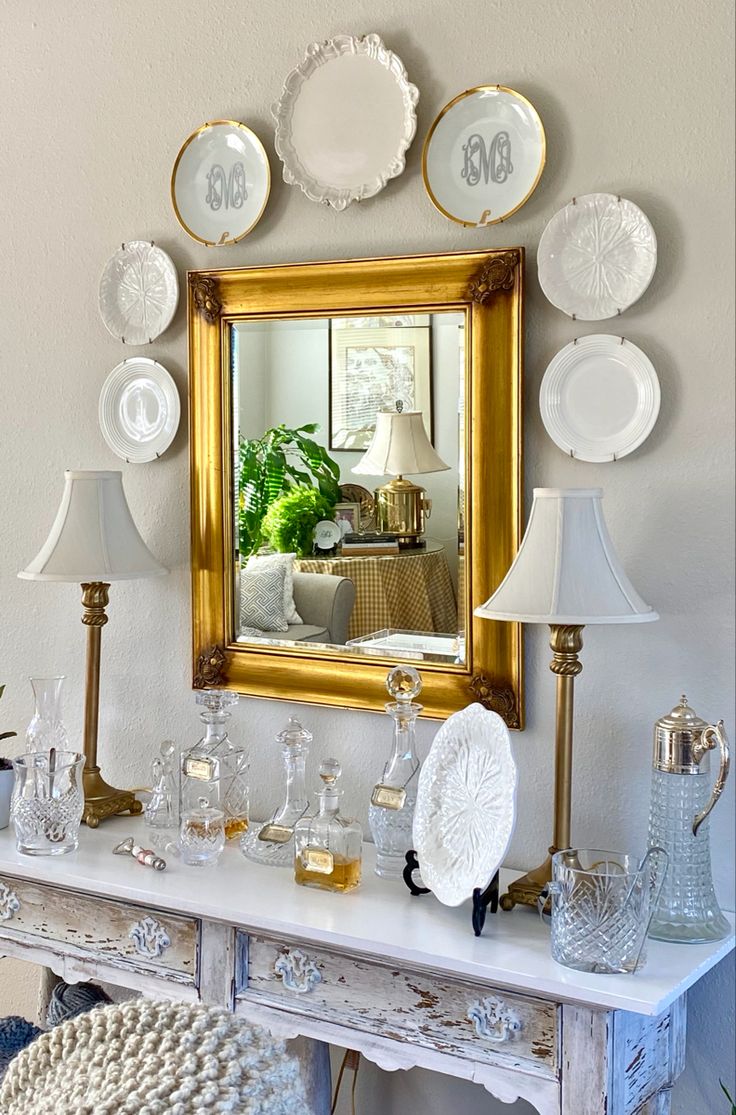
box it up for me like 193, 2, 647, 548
537, 193, 657, 320
413, 703, 518, 907
272, 33, 418, 210
99, 241, 179, 345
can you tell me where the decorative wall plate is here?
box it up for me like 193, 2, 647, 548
272, 33, 418, 210
540, 335, 660, 462
98, 241, 179, 345
171, 120, 270, 246
537, 194, 657, 320
99, 357, 180, 463
339, 483, 375, 530
412, 703, 517, 907
313, 519, 342, 551
422, 85, 545, 227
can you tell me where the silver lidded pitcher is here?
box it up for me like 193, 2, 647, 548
647, 695, 730, 942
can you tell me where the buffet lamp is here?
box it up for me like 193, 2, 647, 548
19, 470, 168, 827
475, 488, 658, 910
352, 407, 449, 546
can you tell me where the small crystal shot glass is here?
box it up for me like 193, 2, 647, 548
179, 799, 225, 867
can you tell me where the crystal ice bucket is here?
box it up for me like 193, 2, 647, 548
541, 848, 668, 974
11, 750, 85, 855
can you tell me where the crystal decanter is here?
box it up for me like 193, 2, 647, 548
145, 740, 179, 830
180, 690, 249, 840
368, 665, 423, 879
294, 759, 362, 893
25, 676, 69, 752
241, 716, 311, 868
647, 695, 730, 942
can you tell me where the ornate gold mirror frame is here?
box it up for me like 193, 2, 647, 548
188, 248, 523, 726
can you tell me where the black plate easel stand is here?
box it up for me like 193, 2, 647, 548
402, 850, 500, 937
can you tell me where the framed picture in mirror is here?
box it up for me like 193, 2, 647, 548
188, 248, 524, 724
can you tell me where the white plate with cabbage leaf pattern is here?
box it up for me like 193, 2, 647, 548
99, 241, 179, 345
413, 703, 517, 906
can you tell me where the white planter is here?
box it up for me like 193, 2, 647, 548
0, 767, 14, 829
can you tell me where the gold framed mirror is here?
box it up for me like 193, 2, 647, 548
189, 248, 523, 725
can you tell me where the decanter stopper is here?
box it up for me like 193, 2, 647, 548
319, 758, 341, 787
386, 666, 422, 704
195, 689, 239, 713
276, 716, 313, 752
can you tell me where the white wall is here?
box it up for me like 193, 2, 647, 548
0, 2, 733, 1112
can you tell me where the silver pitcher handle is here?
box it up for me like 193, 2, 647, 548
693, 721, 730, 835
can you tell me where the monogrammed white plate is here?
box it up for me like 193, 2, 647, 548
99, 241, 179, 345
422, 85, 545, 227
413, 703, 517, 907
171, 120, 270, 246
540, 335, 660, 462
537, 194, 657, 320
99, 358, 180, 463
273, 33, 418, 210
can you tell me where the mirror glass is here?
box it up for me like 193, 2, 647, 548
231, 311, 466, 667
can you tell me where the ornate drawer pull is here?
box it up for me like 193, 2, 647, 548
274, 949, 322, 994
129, 915, 171, 959
0, 882, 20, 922
467, 995, 523, 1042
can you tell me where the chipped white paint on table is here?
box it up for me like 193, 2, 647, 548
0, 822, 732, 1114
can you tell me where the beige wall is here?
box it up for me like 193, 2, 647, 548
0, 2, 733, 1111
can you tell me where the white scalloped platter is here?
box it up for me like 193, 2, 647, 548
537, 193, 657, 320
99, 242, 179, 345
99, 357, 180, 464
272, 33, 418, 210
413, 703, 517, 907
540, 335, 660, 462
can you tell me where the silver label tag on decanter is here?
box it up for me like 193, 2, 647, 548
371, 783, 407, 810
302, 846, 334, 874
183, 757, 215, 781
258, 822, 293, 844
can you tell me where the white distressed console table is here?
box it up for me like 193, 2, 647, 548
0, 821, 732, 1115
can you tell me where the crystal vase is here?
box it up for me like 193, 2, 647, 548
25, 677, 69, 753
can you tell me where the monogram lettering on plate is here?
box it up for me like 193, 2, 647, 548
461, 131, 513, 187
205, 163, 247, 211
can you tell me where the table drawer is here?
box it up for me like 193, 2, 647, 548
0, 874, 198, 984
239, 933, 558, 1075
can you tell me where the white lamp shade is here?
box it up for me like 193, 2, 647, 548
475, 488, 657, 624
18, 470, 168, 582
352, 411, 450, 477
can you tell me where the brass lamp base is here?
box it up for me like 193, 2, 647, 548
82, 766, 142, 829
80, 582, 141, 827
500, 624, 585, 911
375, 476, 429, 546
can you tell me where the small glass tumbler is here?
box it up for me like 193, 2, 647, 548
540, 847, 668, 974
179, 801, 225, 867
11, 751, 84, 856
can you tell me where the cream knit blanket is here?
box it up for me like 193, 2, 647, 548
0, 998, 309, 1114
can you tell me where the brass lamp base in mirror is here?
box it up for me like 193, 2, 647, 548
500, 624, 584, 911
375, 476, 430, 546
81, 582, 142, 827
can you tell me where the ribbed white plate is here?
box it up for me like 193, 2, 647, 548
540, 335, 660, 462
99, 358, 180, 463
98, 242, 179, 345
413, 703, 517, 907
537, 193, 657, 320
273, 33, 418, 210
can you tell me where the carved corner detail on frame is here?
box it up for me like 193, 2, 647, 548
468, 251, 520, 304
189, 274, 222, 322
193, 645, 229, 689
469, 677, 520, 729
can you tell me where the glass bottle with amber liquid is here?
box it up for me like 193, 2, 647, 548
180, 690, 249, 840
294, 759, 362, 893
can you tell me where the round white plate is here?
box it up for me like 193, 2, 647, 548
540, 335, 660, 462
98, 241, 179, 345
537, 193, 657, 320
99, 358, 180, 463
313, 520, 342, 550
412, 703, 517, 907
422, 85, 545, 227
273, 33, 418, 210
171, 120, 270, 245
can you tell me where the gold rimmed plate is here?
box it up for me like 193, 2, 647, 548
422, 86, 545, 227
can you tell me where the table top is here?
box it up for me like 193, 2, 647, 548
297, 540, 447, 562
0, 820, 732, 1017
